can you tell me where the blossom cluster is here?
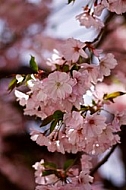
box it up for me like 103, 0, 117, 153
33, 155, 93, 190
14, 37, 126, 189
76, 0, 126, 29
13, 0, 126, 190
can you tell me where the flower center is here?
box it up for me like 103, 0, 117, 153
89, 119, 95, 125
56, 82, 61, 88
74, 46, 80, 52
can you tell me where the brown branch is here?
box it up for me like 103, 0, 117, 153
90, 143, 118, 176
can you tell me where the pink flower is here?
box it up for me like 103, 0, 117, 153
94, 3, 105, 16
113, 111, 126, 127
96, 124, 120, 153
15, 90, 29, 106
103, 0, 126, 14
24, 97, 47, 119
62, 93, 84, 111
43, 71, 75, 100
73, 171, 93, 190
30, 130, 49, 147
32, 159, 46, 185
63, 111, 84, 128
46, 49, 65, 71
67, 128, 85, 148
33, 159, 58, 186
72, 70, 90, 95
99, 53, 117, 79
84, 113, 107, 138
81, 154, 92, 173
119, 111, 126, 125
80, 63, 99, 84
61, 38, 88, 62
58, 132, 78, 153
76, 12, 104, 29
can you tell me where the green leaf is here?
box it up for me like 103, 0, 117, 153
63, 159, 75, 171
103, 91, 126, 103
68, 0, 75, 4
24, 74, 32, 84
70, 64, 80, 76
80, 105, 89, 112
40, 115, 53, 127
8, 77, 17, 91
43, 162, 57, 170
29, 56, 38, 72
50, 120, 57, 133
42, 170, 56, 176
62, 65, 69, 72
53, 110, 64, 120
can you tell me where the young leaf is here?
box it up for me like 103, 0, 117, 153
42, 170, 56, 176
40, 115, 53, 127
29, 56, 38, 72
8, 77, 17, 91
24, 74, 32, 84
43, 162, 57, 169
63, 159, 76, 171
62, 65, 69, 72
53, 110, 64, 120
50, 120, 57, 133
70, 64, 80, 76
103, 91, 126, 103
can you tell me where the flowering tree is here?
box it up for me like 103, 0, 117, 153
5, 0, 126, 189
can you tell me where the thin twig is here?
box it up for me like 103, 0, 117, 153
90, 143, 118, 176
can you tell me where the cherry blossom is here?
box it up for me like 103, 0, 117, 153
102, 0, 126, 14
33, 158, 93, 190
15, 90, 29, 106
98, 53, 118, 79
72, 171, 93, 190
84, 113, 107, 138
80, 63, 100, 84
66, 127, 86, 149
32, 159, 46, 184
63, 111, 84, 128
96, 124, 120, 153
76, 11, 104, 29
30, 130, 50, 147
112, 111, 126, 127
46, 49, 65, 71
81, 154, 92, 173
43, 71, 75, 100
72, 70, 90, 95
94, 3, 105, 16
60, 38, 88, 62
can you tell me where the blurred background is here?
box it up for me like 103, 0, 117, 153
0, 0, 126, 189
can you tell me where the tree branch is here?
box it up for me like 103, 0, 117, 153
90, 144, 118, 176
